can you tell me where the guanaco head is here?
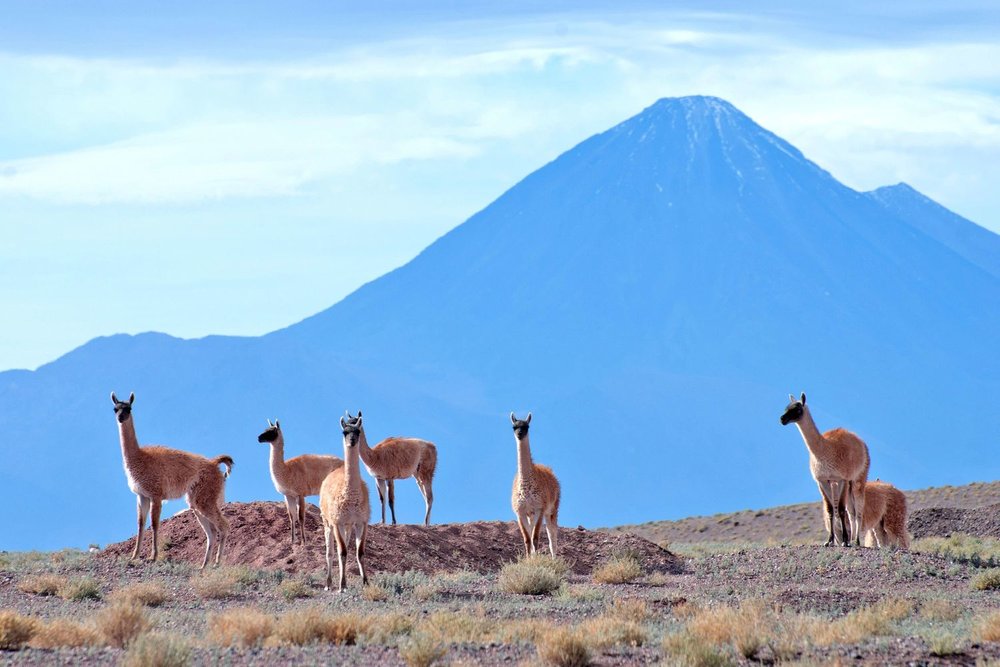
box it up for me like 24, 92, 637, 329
340, 414, 363, 448
510, 412, 532, 440
257, 419, 281, 444
110, 391, 135, 424
779, 392, 807, 425
344, 409, 362, 426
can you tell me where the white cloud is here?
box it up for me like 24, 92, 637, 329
0, 17, 998, 227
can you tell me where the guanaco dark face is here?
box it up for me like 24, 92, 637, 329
510, 412, 532, 440
111, 391, 135, 424
780, 392, 807, 426
257, 420, 281, 444
340, 415, 362, 447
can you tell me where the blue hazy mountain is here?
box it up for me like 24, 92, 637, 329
2, 96, 998, 551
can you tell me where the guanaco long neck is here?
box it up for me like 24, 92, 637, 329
357, 426, 374, 464
269, 432, 286, 475
516, 435, 534, 481
344, 436, 363, 488
794, 405, 826, 458
118, 417, 141, 465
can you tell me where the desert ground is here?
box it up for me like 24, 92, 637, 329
2, 486, 1000, 666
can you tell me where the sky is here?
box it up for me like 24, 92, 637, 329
1, 1, 999, 371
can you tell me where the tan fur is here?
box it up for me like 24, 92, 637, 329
510, 418, 561, 557
319, 419, 371, 592
789, 400, 870, 547
264, 425, 343, 546
356, 423, 437, 525
113, 393, 232, 569
860, 481, 910, 549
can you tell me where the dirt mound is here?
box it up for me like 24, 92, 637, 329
100, 501, 681, 575
908, 502, 1000, 540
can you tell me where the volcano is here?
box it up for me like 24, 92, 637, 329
3, 96, 998, 550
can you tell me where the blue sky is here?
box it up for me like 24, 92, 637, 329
2, 1, 999, 371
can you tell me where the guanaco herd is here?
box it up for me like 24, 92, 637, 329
112, 390, 908, 592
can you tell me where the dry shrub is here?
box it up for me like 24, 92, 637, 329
274, 607, 364, 646
926, 631, 961, 657
673, 601, 702, 620
813, 597, 913, 646
191, 569, 238, 599
920, 598, 962, 622
580, 616, 646, 649
592, 553, 643, 584
122, 632, 191, 667
973, 611, 1000, 642
207, 608, 274, 647
414, 582, 441, 601
663, 631, 734, 667
609, 597, 652, 623
399, 632, 447, 667
913, 534, 1000, 567
363, 612, 416, 645
972, 569, 1000, 591
537, 627, 591, 667
18, 573, 67, 596
419, 610, 493, 643
59, 576, 101, 601
110, 582, 170, 607
278, 578, 313, 601
496, 618, 554, 644
363, 581, 392, 602
686, 600, 770, 659
29, 618, 101, 648
94, 601, 151, 648
498, 554, 568, 595
0, 611, 37, 650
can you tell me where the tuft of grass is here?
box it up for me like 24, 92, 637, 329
278, 578, 313, 601
362, 612, 416, 645
191, 569, 239, 599
94, 601, 151, 649
110, 581, 170, 607
813, 597, 913, 645
419, 611, 493, 644
972, 569, 1000, 591
0, 611, 37, 650
579, 616, 646, 649
399, 632, 448, 667
498, 554, 568, 595
363, 582, 391, 601
274, 607, 364, 646
662, 631, 735, 667
920, 598, 962, 622
29, 619, 101, 648
926, 631, 961, 657
59, 576, 102, 601
592, 552, 643, 584
536, 627, 591, 667
609, 597, 653, 623
122, 632, 191, 667
913, 534, 1000, 568
686, 600, 770, 659
973, 611, 1000, 642
208, 608, 274, 648
18, 573, 67, 596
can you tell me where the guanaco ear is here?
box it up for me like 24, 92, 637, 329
275, 420, 280, 430
800, 392, 806, 405
345, 410, 352, 419
128, 392, 135, 405
356, 415, 363, 428
266, 418, 273, 427
526, 412, 532, 424
356, 410, 362, 419
340, 416, 347, 428
510, 412, 517, 425
111, 392, 119, 404
788, 393, 796, 403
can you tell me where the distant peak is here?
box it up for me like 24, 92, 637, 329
642, 95, 741, 117
869, 182, 934, 205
